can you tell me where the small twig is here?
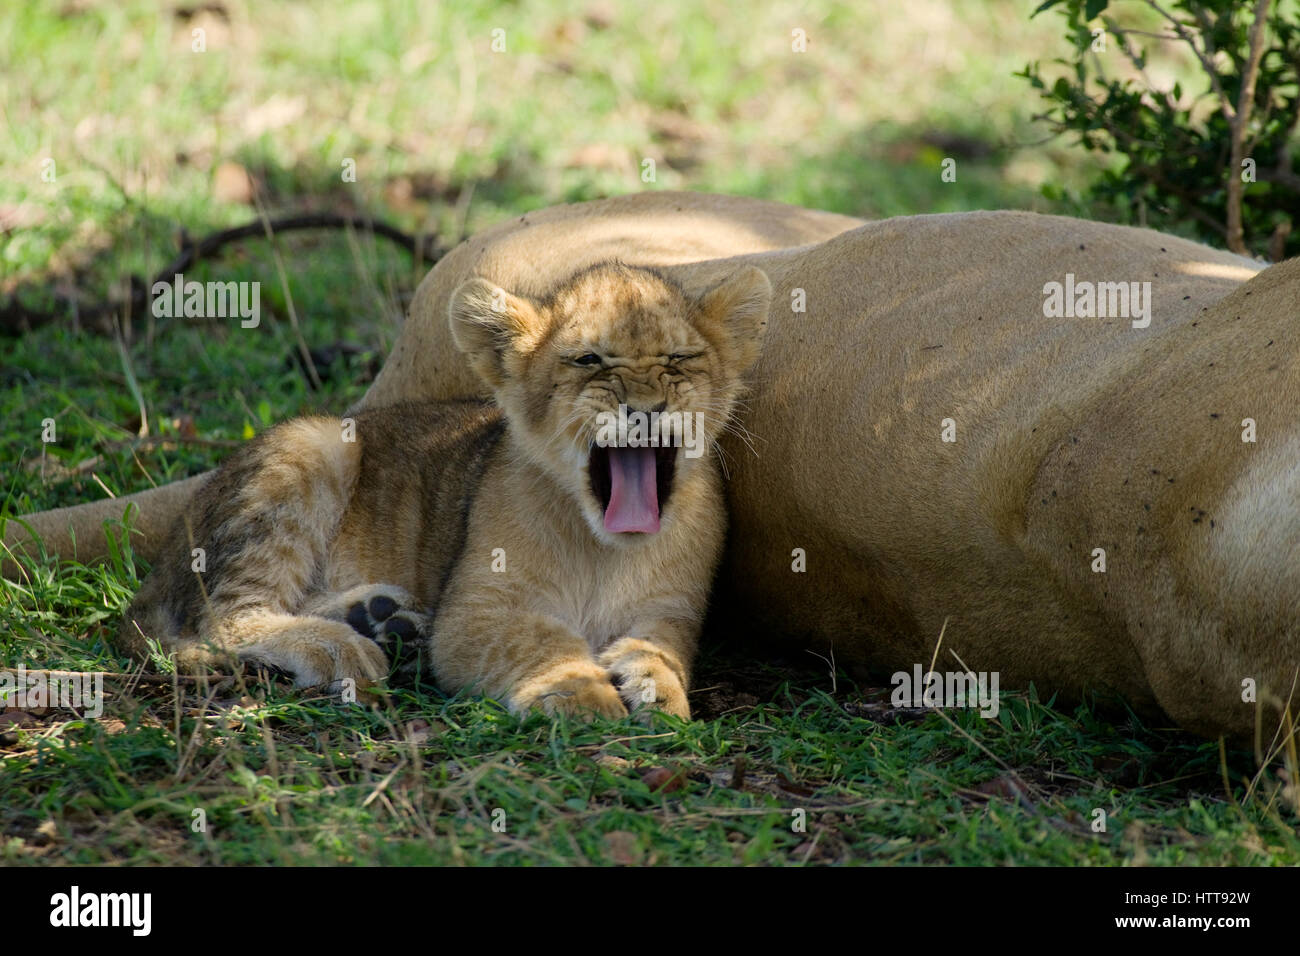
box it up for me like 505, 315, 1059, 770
1106, 20, 1164, 104
1226, 0, 1272, 254
1111, 28, 1181, 41
803, 647, 837, 694
2, 213, 445, 336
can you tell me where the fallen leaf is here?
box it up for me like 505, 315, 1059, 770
640, 766, 686, 793
584, 1, 616, 29
602, 830, 644, 865
241, 93, 306, 138
0, 203, 45, 232
171, 415, 199, 439
775, 772, 815, 797
973, 774, 1031, 804
565, 143, 634, 172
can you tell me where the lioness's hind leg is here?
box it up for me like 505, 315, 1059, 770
305, 584, 433, 676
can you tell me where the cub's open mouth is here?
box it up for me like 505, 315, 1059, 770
589, 443, 677, 534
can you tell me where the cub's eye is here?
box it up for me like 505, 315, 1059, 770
668, 352, 701, 363
572, 352, 603, 366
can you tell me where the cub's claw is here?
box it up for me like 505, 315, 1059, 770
598, 639, 691, 720
512, 662, 629, 720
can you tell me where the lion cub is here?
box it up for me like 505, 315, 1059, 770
120, 263, 771, 719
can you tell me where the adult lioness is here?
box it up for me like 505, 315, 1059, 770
118, 262, 771, 717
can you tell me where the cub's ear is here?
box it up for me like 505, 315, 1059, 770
448, 278, 543, 388
693, 266, 772, 376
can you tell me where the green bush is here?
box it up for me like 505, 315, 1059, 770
1022, 0, 1300, 260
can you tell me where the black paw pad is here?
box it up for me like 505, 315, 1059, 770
382, 615, 416, 641
345, 602, 374, 638
368, 595, 399, 621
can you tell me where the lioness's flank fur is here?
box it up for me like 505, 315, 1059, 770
119, 262, 771, 718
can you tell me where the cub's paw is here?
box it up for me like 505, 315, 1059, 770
237, 621, 390, 689
345, 599, 432, 675
511, 661, 629, 721
597, 639, 691, 720
309, 584, 432, 675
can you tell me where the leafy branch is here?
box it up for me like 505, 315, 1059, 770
1023, 0, 1299, 260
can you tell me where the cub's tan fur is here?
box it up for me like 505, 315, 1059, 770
119, 262, 772, 718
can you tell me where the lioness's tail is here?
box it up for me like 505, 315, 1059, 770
1, 473, 209, 580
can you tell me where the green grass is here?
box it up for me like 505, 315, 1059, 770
3, 542, 1298, 865
2, 0, 1297, 865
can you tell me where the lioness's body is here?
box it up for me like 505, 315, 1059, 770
12, 193, 1297, 738
712, 213, 1287, 741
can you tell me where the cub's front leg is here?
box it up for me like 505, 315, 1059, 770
597, 621, 696, 720
434, 604, 627, 720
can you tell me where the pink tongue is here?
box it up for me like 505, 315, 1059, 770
604, 446, 660, 534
